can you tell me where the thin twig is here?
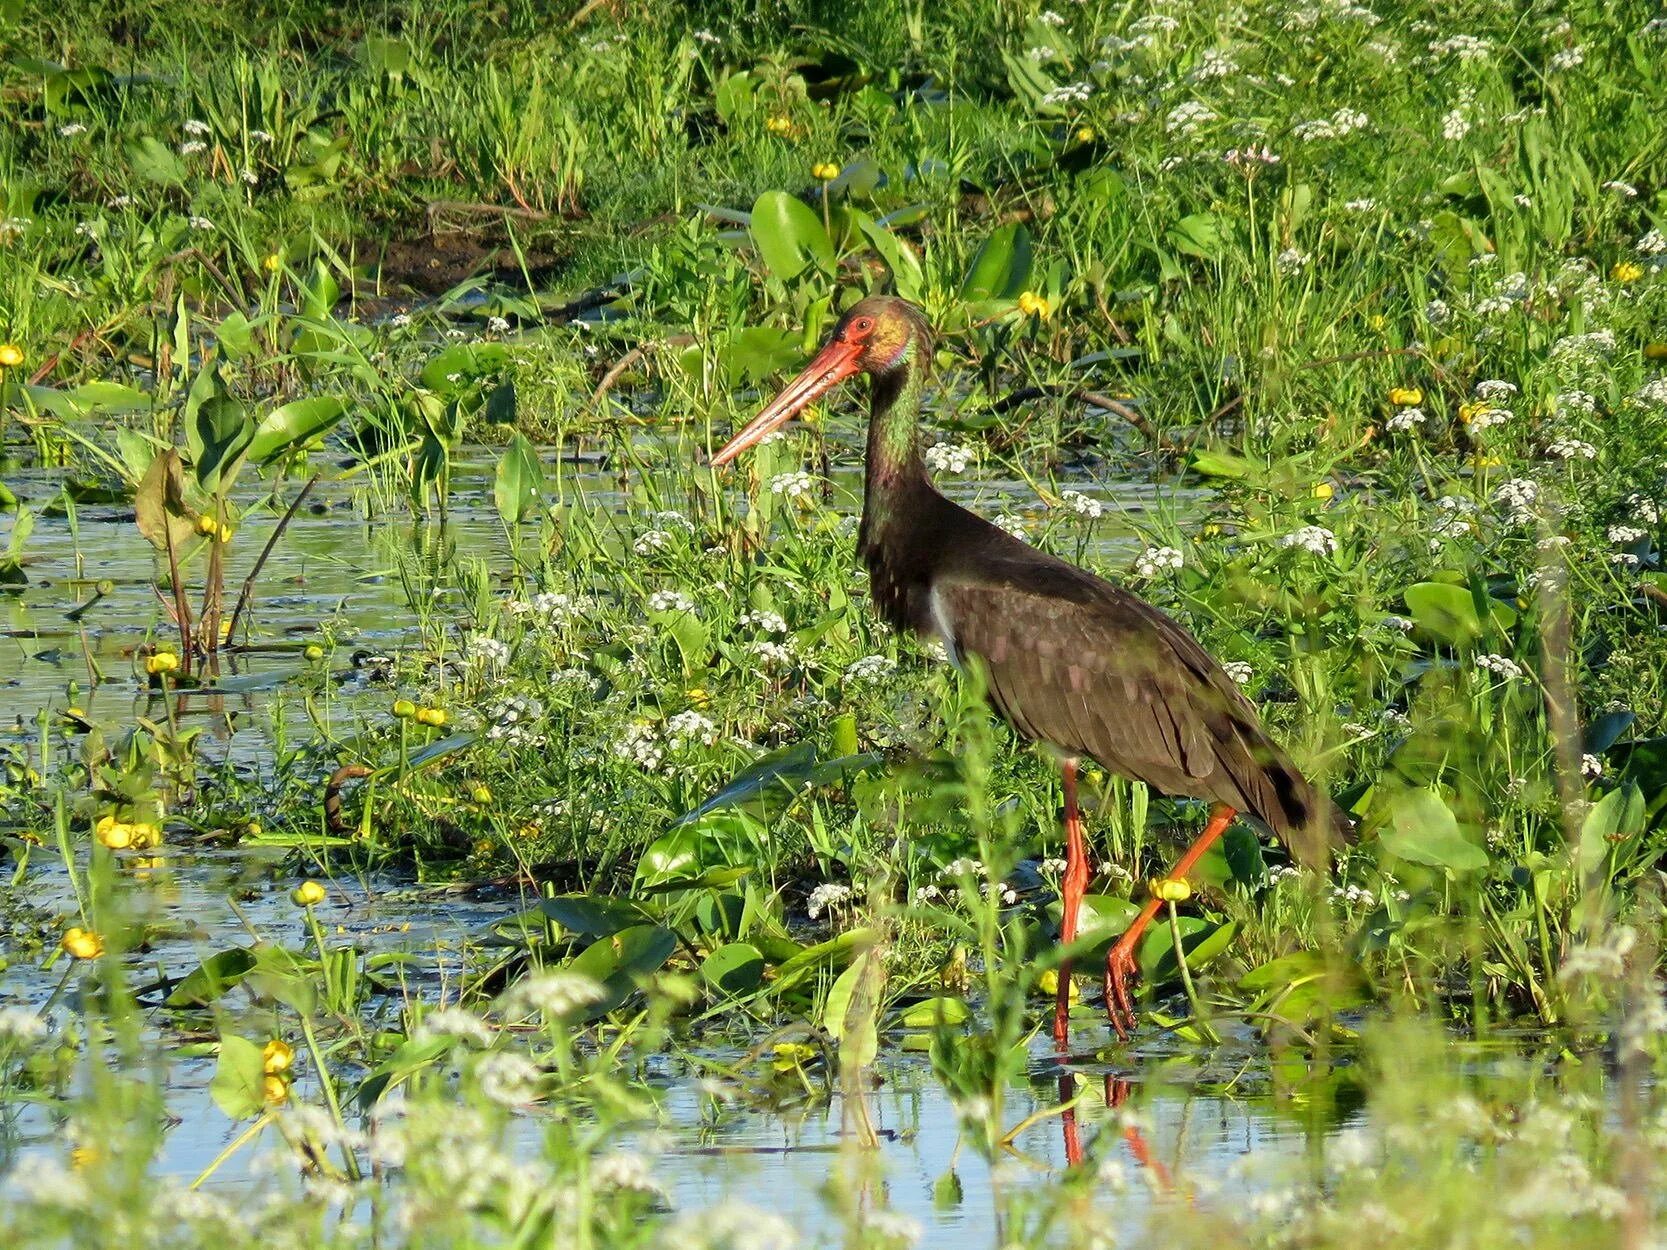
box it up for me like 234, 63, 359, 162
226, 475, 319, 645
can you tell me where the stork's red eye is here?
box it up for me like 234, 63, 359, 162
850, 316, 874, 337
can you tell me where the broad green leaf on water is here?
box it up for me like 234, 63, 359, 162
493, 432, 546, 525
1427, 210, 1491, 269
1238, 950, 1371, 1024
1577, 783, 1645, 873
539, 894, 650, 937
1072, 894, 1139, 947
959, 222, 1032, 301
134, 449, 200, 555
361, 34, 412, 79
1186, 449, 1259, 480
749, 189, 834, 282
69, 381, 151, 414
648, 606, 709, 676
216, 309, 255, 359
827, 157, 884, 200
1142, 918, 1239, 985
639, 866, 752, 895
773, 927, 876, 993
701, 942, 766, 996
209, 1034, 267, 1120
1225, 824, 1268, 887
1402, 582, 1483, 645
725, 325, 802, 386
0, 480, 15, 511
301, 259, 341, 319
1380, 787, 1488, 871
1167, 213, 1225, 260
676, 742, 834, 826
635, 825, 704, 889
243, 945, 318, 1015
165, 947, 258, 1008
898, 996, 971, 1028
568, 924, 679, 1017
247, 396, 348, 465
822, 957, 879, 1068
185, 365, 255, 492
419, 342, 512, 393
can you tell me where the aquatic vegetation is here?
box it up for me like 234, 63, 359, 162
2, 0, 1666, 1245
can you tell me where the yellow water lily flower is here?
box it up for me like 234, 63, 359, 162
811, 161, 840, 180
1074, 126, 1095, 143
1150, 877, 1192, 903
262, 1039, 294, 1074
96, 815, 133, 850
1644, 342, 1667, 360
263, 1074, 290, 1105
1016, 291, 1051, 319
416, 706, 447, 727
145, 652, 180, 676
392, 699, 417, 719
470, 784, 493, 804
0, 343, 22, 368
62, 927, 105, 959
1458, 400, 1491, 425
291, 879, 327, 908
1388, 386, 1423, 406
262, 253, 282, 274
1312, 481, 1335, 500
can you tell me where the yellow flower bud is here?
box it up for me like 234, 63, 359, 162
62, 927, 105, 959
416, 707, 447, 727
686, 687, 710, 707
392, 698, 417, 719
262, 1039, 295, 1074
263, 1074, 290, 1105
304, 644, 324, 661
1611, 261, 1644, 283
291, 879, 328, 908
1037, 969, 1080, 1002
217, 522, 234, 543
765, 115, 793, 136
145, 652, 181, 676
1150, 877, 1192, 903
1016, 291, 1051, 319
262, 253, 282, 274
1074, 126, 1096, 143
129, 821, 162, 849
96, 817, 134, 850
811, 161, 840, 180
1388, 386, 1423, 406
0, 344, 23, 368
197, 513, 219, 535
1311, 481, 1334, 500
470, 784, 492, 804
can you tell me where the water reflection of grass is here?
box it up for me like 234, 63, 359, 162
3, 0, 1667, 1245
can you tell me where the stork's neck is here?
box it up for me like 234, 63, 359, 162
862, 342, 932, 532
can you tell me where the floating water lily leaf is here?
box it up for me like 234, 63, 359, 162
750, 189, 834, 282
568, 924, 679, 1017
1379, 787, 1487, 871
773, 926, 875, 994
166, 947, 258, 1008
1186, 449, 1258, 480
419, 342, 511, 392
701, 942, 766, 995
247, 396, 348, 465
1239, 950, 1371, 1025
898, 996, 971, 1028
209, 1034, 266, 1120
539, 894, 649, 937
1402, 582, 1500, 646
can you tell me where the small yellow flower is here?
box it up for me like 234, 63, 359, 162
686, 687, 710, 707
811, 161, 840, 181
1311, 481, 1334, 500
1611, 261, 1644, 283
1037, 969, 1080, 1002
416, 707, 447, 727
470, 784, 493, 804
765, 114, 794, 136
262, 253, 282, 274
1150, 877, 1192, 903
262, 1039, 294, 1074
145, 652, 181, 676
128, 821, 162, 849
1458, 400, 1491, 425
1367, 314, 1387, 332
62, 927, 105, 959
1388, 386, 1423, 406
1644, 342, 1667, 361
392, 698, 417, 719
0, 343, 23, 368
291, 879, 328, 908
197, 513, 219, 536
70, 1145, 101, 1169
304, 644, 324, 661
263, 1074, 290, 1105
1472, 454, 1504, 469
216, 521, 234, 543
1074, 126, 1096, 143
1016, 291, 1051, 319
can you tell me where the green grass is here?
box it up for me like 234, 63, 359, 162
2, 0, 1667, 1246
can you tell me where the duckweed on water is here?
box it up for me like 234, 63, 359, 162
2, 0, 1667, 1246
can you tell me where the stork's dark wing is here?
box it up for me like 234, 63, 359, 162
933, 547, 1341, 865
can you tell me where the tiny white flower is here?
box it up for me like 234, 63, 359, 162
1134, 545, 1183, 577
183, 118, 212, 136
1475, 653, 1524, 681
1221, 660, 1254, 686
647, 590, 696, 614
1280, 526, 1338, 556
770, 471, 818, 499
1061, 489, 1103, 518
806, 882, 854, 919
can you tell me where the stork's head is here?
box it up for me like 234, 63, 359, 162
710, 295, 931, 466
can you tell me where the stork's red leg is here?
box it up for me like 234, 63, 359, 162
1053, 759, 1089, 1051
1104, 804, 1235, 1040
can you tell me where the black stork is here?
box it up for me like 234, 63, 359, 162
712, 295, 1348, 1047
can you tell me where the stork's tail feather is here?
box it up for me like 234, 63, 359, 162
1239, 731, 1353, 868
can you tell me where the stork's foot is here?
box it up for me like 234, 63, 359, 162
1104, 940, 1139, 1041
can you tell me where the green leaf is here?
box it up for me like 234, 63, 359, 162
822, 958, 879, 1068
166, 947, 258, 1008
1379, 788, 1488, 871
1186, 449, 1259, 480
701, 942, 766, 996
1143, 918, 1239, 984
133, 449, 200, 556
1577, 783, 1645, 873
749, 190, 834, 282
128, 135, 187, 185
1167, 213, 1225, 260
1224, 824, 1267, 887
209, 1034, 268, 1120
493, 433, 546, 525
1403, 582, 1484, 646
568, 924, 679, 1017
898, 996, 971, 1028
959, 223, 1032, 301
773, 927, 875, 994
539, 894, 650, 937
247, 396, 348, 465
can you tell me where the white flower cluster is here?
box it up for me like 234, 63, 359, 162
1291, 107, 1370, 141
1493, 479, 1538, 525
1580, 753, 1604, 779
806, 882, 854, 919
739, 610, 788, 635
1061, 489, 1103, 518
1474, 379, 1518, 401
1166, 101, 1217, 135
844, 654, 896, 686
1607, 524, 1647, 545
414, 1006, 496, 1047
1431, 495, 1476, 539
527, 591, 594, 627
634, 530, 675, 555
992, 513, 1030, 541
1550, 330, 1616, 364
498, 970, 608, 1020
770, 471, 817, 498
747, 639, 797, 668
1221, 660, 1255, 686
1224, 145, 1281, 168
648, 589, 696, 614
473, 1051, 544, 1106
1276, 247, 1309, 272
1545, 437, 1596, 460
1467, 405, 1512, 431
924, 441, 975, 474
664, 710, 718, 750
0, 1006, 49, 1045
1475, 653, 1524, 680
1135, 545, 1183, 577
466, 635, 511, 668
1041, 81, 1095, 107
1637, 228, 1667, 255
1627, 494, 1660, 523
619, 721, 665, 770
1634, 378, 1667, 408
1554, 389, 1597, 415
1280, 526, 1338, 556
1386, 407, 1426, 432
1429, 34, 1493, 61
485, 695, 545, 747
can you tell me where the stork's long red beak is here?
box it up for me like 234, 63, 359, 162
709, 337, 865, 466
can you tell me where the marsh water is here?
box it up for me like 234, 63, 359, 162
0, 441, 1411, 1243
